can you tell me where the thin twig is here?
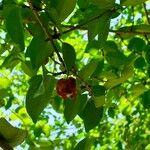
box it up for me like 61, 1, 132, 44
52, 9, 116, 39
143, 2, 150, 44
27, 0, 65, 67
143, 2, 150, 25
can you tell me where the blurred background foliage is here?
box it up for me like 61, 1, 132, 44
0, 0, 150, 149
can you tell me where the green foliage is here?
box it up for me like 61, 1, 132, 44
0, 0, 150, 149
26, 37, 53, 70
5, 5, 24, 51
62, 42, 76, 70
80, 100, 103, 132
26, 75, 55, 123
0, 118, 27, 147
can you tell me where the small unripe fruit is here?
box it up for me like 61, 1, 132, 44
56, 77, 77, 99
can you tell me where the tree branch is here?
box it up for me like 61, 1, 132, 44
52, 8, 117, 39
143, 2, 150, 25
27, 0, 66, 68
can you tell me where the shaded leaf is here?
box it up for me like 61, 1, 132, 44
105, 51, 128, 68
145, 45, 150, 64
0, 118, 27, 147
121, 0, 148, 6
64, 94, 88, 123
1, 52, 22, 69
128, 37, 146, 52
51, 0, 76, 21
62, 42, 76, 70
26, 37, 53, 70
91, 0, 115, 9
141, 89, 150, 109
80, 100, 103, 132
105, 65, 133, 89
26, 75, 55, 123
134, 56, 146, 69
74, 138, 93, 150
92, 85, 105, 107
79, 59, 100, 80
5, 5, 24, 50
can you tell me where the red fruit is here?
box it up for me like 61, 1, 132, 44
56, 77, 77, 99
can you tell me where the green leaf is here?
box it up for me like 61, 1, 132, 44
74, 138, 93, 150
91, 0, 115, 9
26, 75, 55, 123
87, 11, 111, 45
131, 84, 146, 99
92, 85, 105, 107
64, 94, 88, 123
128, 37, 146, 52
80, 100, 103, 132
52, 96, 62, 113
105, 65, 133, 89
64, 98, 80, 124
0, 118, 27, 147
0, 89, 8, 99
105, 51, 128, 68
1, 52, 22, 69
141, 90, 150, 109
26, 37, 53, 70
51, 0, 76, 21
134, 56, 146, 69
145, 45, 150, 64
98, 12, 111, 47
21, 61, 36, 77
79, 59, 100, 80
5, 5, 24, 51
88, 19, 99, 41
47, 7, 62, 32
117, 25, 150, 39
103, 41, 118, 53
92, 85, 105, 97
62, 42, 76, 70
0, 77, 10, 89
85, 40, 100, 53
121, 0, 148, 6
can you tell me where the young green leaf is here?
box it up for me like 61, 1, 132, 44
5, 6, 24, 51
62, 42, 76, 70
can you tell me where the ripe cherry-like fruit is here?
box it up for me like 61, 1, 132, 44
56, 77, 77, 99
